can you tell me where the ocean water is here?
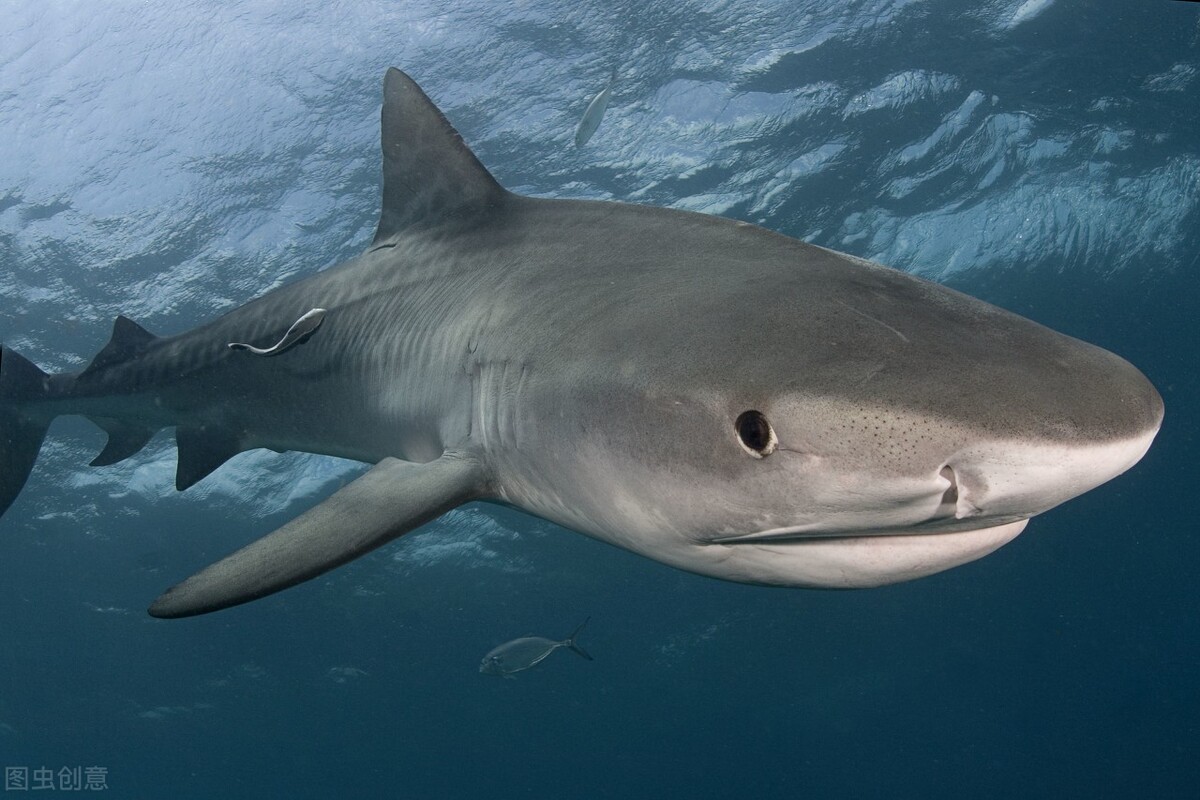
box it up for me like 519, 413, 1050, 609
1, 1, 1197, 797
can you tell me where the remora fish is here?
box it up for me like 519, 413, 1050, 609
0, 69, 1163, 619
480, 619, 593, 676
228, 307, 326, 356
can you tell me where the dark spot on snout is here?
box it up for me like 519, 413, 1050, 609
735, 410, 776, 458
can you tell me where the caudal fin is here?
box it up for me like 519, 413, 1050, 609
565, 617, 593, 661
0, 346, 53, 516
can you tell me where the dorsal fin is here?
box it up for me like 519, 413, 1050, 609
81, 316, 158, 378
373, 68, 508, 244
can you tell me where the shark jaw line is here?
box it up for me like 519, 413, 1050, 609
707, 513, 1032, 544
698, 519, 1032, 589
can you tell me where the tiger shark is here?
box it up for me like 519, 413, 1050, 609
0, 69, 1162, 618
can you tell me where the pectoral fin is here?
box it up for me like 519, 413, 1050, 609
148, 452, 486, 618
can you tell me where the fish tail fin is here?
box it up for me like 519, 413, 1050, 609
0, 346, 55, 517
565, 616, 593, 661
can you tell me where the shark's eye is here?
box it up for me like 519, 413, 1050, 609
735, 410, 777, 458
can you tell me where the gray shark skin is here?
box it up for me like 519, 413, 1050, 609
0, 69, 1163, 618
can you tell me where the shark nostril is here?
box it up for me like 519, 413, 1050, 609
944, 464, 985, 519
939, 465, 959, 508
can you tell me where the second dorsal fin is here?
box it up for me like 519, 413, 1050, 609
80, 316, 158, 378
373, 68, 509, 244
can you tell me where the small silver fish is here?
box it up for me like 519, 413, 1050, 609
480, 618, 593, 676
574, 80, 613, 148
228, 307, 326, 356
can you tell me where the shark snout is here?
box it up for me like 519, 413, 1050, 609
939, 365, 1162, 524
913, 331, 1165, 527
943, 423, 1159, 524
775, 350, 1162, 539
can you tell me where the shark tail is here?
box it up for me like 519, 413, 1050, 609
0, 318, 164, 517
0, 346, 53, 516
565, 617, 593, 661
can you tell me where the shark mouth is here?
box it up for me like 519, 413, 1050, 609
699, 518, 1032, 589
707, 512, 1031, 545
709, 461, 1029, 545
705, 510, 1036, 546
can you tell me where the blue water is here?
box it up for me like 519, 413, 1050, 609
1, 1, 1197, 797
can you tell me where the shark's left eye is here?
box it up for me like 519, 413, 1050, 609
735, 410, 777, 458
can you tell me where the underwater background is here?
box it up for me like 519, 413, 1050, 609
1, 0, 1197, 797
